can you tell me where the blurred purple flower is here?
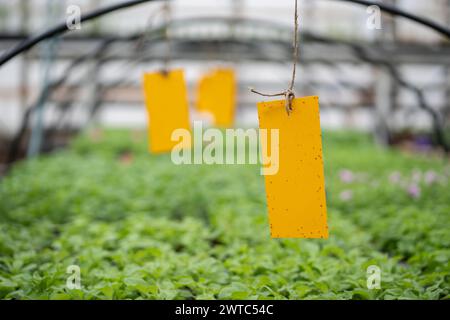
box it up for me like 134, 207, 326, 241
339, 190, 353, 201
339, 169, 354, 183
414, 136, 433, 152
407, 184, 421, 199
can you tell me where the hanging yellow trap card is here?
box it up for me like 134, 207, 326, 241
142, 70, 191, 153
257, 96, 328, 239
196, 69, 236, 127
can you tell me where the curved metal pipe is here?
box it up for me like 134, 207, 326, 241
0, 0, 158, 67
335, 0, 450, 38
1, 0, 450, 68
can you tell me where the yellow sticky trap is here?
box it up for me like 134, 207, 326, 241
142, 70, 191, 153
196, 69, 236, 127
257, 96, 328, 239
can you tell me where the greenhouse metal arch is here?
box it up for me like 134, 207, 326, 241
0, 0, 450, 67
1, 0, 450, 160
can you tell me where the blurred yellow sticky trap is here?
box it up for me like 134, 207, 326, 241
196, 68, 236, 127
257, 96, 328, 239
142, 70, 191, 153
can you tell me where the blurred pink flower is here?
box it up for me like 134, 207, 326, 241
339, 190, 353, 201
424, 170, 438, 185
339, 169, 354, 183
407, 184, 421, 199
119, 152, 134, 166
389, 171, 401, 184
89, 128, 103, 142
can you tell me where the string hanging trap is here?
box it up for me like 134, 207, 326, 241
250, 0, 299, 115
161, 0, 172, 75
141, 1, 191, 154
253, 0, 328, 239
